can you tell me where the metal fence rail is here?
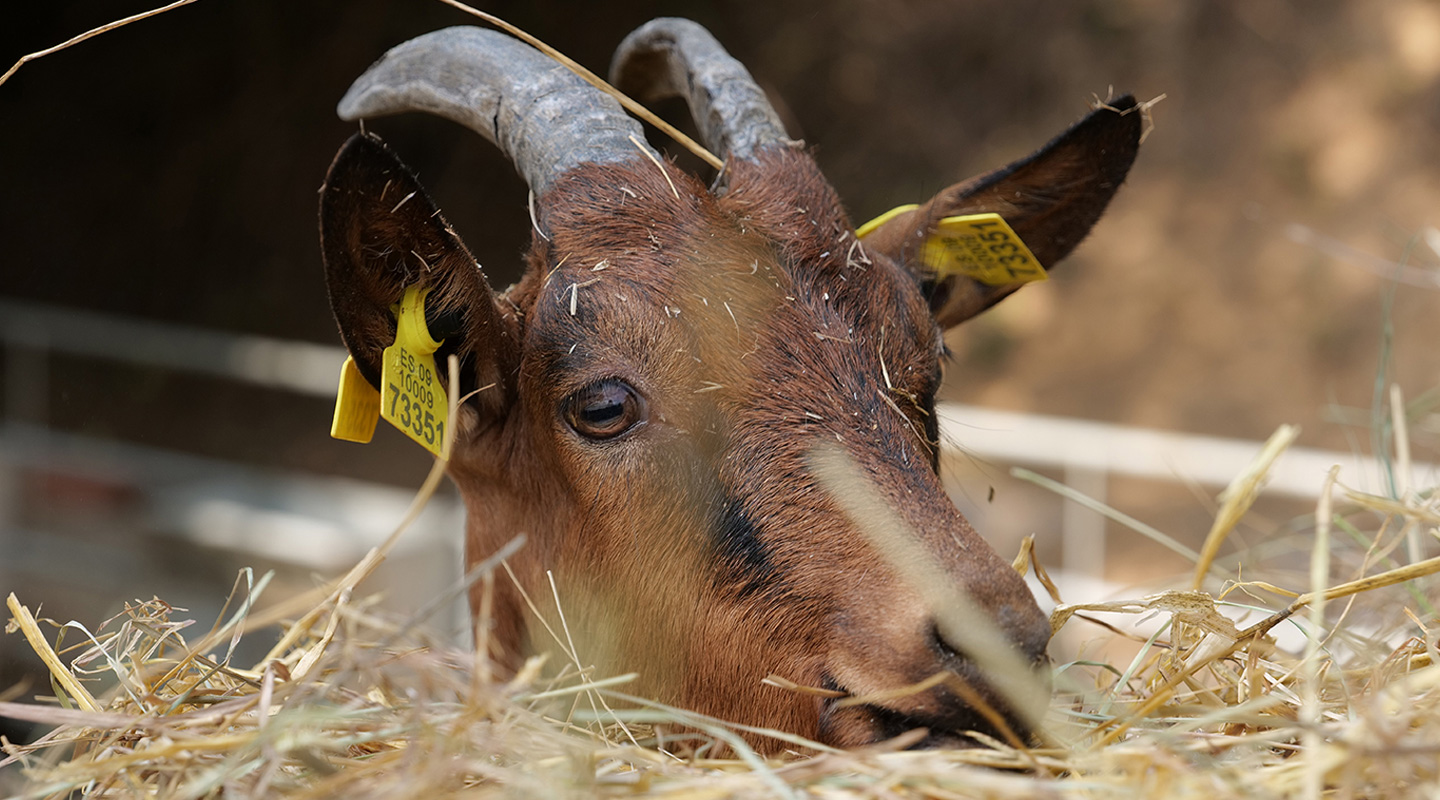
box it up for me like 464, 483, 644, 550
4, 296, 1433, 578
938, 403, 1432, 500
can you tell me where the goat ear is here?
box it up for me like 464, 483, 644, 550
320, 132, 518, 421
862, 96, 1143, 330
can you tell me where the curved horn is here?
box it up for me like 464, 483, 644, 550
609, 18, 789, 164
339, 26, 658, 196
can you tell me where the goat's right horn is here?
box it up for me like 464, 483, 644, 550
610, 18, 790, 165
338, 26, 657, 197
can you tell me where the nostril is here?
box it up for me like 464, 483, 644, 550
928, 622, 964, 664
997, 603, 1053, 665
929, 608, 1051, 668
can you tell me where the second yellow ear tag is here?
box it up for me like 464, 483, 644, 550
380, 286, 449, 457
331, 356, 380, 443
920, 213, 1047, 286
855, 207, 1047, 287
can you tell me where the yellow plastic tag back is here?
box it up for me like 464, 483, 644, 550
380, 286, 450, 456
331, 356, 380, 443
920, 214, 1047, 286
856, 206, 1047, 287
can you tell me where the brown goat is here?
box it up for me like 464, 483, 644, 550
320, 19, 1141, 750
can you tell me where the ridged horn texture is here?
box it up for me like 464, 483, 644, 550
338, 26, 658, 196
609, 18, 789, 164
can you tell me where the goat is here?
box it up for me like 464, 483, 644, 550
319, 18, 1141, 750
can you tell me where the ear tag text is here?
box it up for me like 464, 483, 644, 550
380, 286, 449, 456
856, 207, 1047, 286
922, 213, 1046, 285
330, 356, 381, 443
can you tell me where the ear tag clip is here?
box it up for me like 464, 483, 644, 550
856, 207, 1047, 286
378, 286, 450, 457
854, 204, 919, 238
331, 356, 381, 443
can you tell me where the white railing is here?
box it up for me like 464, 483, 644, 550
4, 297, 1432, 580
0, 299, 461, 577
939, 403, 1428, 500
937, 403, 1436, 583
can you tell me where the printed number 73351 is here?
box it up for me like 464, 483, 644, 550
388, 384, 443, 446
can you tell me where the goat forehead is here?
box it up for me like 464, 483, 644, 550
531, 219, 935, 400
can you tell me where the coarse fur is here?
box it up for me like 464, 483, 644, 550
320, 23, 1142, 751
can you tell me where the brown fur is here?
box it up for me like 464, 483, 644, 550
320, 94, 1141, 751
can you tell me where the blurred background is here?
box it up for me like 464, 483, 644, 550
3, 0, 1438, 747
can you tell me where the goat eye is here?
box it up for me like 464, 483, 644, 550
564, 379, 644, 440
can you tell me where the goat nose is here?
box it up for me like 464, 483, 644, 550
964, 565, 1053, 666
930, 598, 1052, 669
999, 600, 1053, 665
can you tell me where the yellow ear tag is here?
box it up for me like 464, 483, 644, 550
331, 356, 381, 443
379, 286, 450, 457
856, 206, 1047, 287
920, 213, 1047, 286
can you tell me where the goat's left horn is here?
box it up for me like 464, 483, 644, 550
337, 26, 658, 197
610, 18, 790, 165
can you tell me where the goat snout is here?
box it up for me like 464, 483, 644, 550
948, 545, 1053, 668
928, 609, 1049, 671
820, 610, 1053, 749
987, 597, 1053, 667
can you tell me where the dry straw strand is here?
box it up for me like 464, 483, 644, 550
1192, 424, 1300, 590
436, 0, 724, 171
0, 0, 203, 87
5, 594, 101, 713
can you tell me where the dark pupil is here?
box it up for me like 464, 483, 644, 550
569, 380, 637, 438
582, 390, 626, 426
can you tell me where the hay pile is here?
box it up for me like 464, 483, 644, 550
6, 4, 1437, 797
3, 422, 1439, 800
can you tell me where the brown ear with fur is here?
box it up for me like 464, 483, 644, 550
320, 132, 519, 421
863, 95, 1143, 330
